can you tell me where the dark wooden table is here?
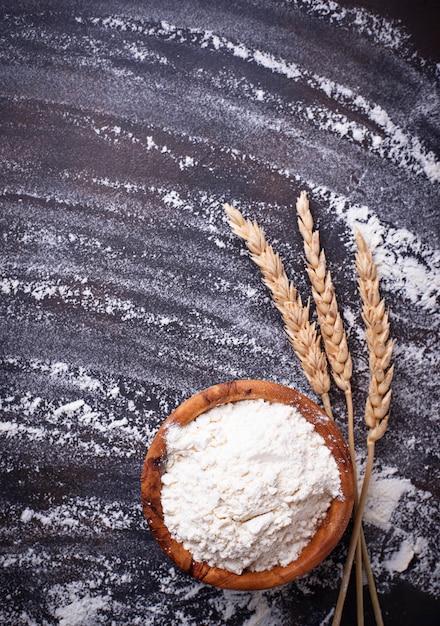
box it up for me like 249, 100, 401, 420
1, 1, 439, 624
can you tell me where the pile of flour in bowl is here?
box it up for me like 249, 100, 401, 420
161, 398, 341, 575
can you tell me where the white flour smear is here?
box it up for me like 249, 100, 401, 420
87, 14, 440, 183
305, 185, 440, 313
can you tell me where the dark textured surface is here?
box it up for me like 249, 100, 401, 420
1, 1, 439, 624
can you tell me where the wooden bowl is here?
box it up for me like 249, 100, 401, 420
141, 380, 354, 590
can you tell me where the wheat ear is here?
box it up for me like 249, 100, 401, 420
224, 202, 332, 417
332, 229, 393, 626
296, 191, 381, 624
296, 191, 352, 391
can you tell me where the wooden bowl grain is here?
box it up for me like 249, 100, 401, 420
141, 380, 354, 590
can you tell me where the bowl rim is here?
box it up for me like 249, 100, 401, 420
141, 379, 354, 590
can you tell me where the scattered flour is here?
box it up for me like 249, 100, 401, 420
307, 186, 440, 312
383, 539, 415, 574
161, 398, 341, 575
363, 472, 414, 530
292, 0, 410, 52
54, 595, 109, 626
89, 15, 440, 183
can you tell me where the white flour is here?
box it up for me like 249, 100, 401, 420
161, 399, 341, 575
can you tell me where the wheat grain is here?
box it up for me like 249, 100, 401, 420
332, 229, 393, 626
224, 202, 332, 415
338, 229, 393, 625
355, 228, 394, 437
296, 191, 374, 623
296, 191, 353, 391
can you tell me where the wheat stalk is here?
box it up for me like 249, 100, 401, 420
332, 228, 393, 626
224, 202, 333, 417
296, 192, 382, 625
